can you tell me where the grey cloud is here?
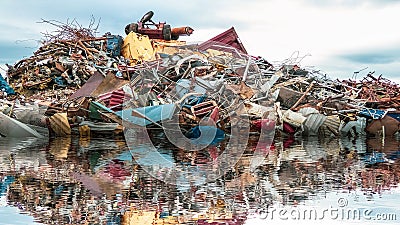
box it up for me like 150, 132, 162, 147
321, 48, 400, 81
340, 48, 400, 65
0, 42, 36, 65
343, 53, 397, 64
316, 59, 400, 83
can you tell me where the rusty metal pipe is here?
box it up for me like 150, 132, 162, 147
290, 81, 315, 110
171, 27, 194, 37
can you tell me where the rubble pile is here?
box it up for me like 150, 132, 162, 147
121, 40, 277, 133
341, 72, 400, 110
2, 12, 400, 140
268, 68, 400, 137
3, 12, 400, 225
6, 19, 127, 101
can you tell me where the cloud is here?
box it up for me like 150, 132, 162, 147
312, 52, 400, 84
339, 45, 400, 64
1, 0, 400, 84
0, 41, 38, 65
342, 53, 398, 64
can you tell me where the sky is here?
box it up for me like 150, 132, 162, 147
0, 0, 400, 83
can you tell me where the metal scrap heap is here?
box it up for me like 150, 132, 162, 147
2, 12, 400, 139
6, 18, 127, 101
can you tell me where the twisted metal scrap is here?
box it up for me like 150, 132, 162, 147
38, 16, 100, 44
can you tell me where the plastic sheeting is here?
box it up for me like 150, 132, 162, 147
0, 74, 15, 95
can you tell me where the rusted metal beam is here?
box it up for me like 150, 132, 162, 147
290, 82, 315, 110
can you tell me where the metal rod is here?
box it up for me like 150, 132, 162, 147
242, 56, 252, 82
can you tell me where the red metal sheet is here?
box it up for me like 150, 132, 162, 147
97, 88, 127, 111
198, 27, 248, 54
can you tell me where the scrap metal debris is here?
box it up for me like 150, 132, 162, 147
2, 12, 400, 140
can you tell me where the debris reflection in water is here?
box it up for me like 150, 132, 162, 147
0, 135, 399, 224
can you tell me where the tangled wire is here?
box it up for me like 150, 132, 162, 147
38, 16, 100, 44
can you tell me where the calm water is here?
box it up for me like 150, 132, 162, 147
0, 134, 399, 224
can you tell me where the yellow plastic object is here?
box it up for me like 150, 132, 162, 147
152, 39, 186, 55
121, 32, 156, 65
79, 124, 90, 137
49, 112, 71, 136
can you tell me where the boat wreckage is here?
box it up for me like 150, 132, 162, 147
1, 11, 400, 141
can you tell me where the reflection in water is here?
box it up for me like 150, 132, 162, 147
0, 134, 399, 224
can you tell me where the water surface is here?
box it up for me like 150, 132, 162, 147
0, 134, 399, 224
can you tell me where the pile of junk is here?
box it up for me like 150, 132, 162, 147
1, 11, 400, 141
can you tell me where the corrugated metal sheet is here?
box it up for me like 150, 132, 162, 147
49, 112, 71, 136
283, 109, 307, 127
320, 115, 340, 137
98, 88, 126, 111
299, 107, 326, 136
